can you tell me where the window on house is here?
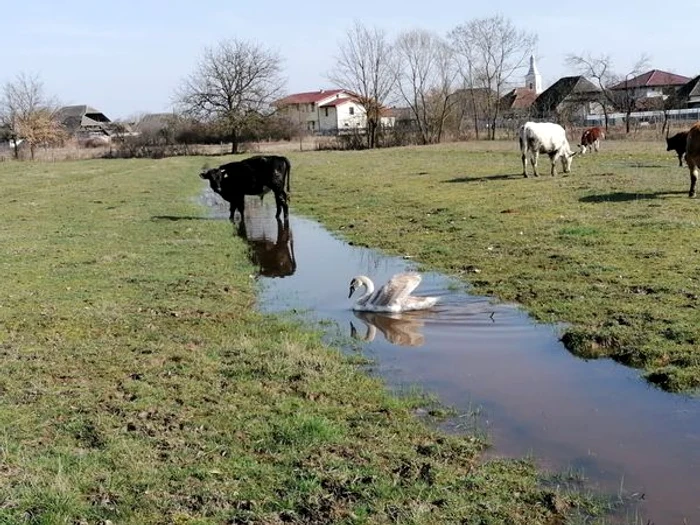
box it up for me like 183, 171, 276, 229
349, 107, 355, 115
324, 107, 329, 117
309, 103, 314, 112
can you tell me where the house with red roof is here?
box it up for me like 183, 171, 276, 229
274, 89, 394, 134
609, 69, 691, 102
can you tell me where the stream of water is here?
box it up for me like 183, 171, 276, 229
213, 194, 700, 524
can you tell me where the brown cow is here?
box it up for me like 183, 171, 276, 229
686, 122, 700, 198
578, 126, 604, 154
666, 130, 688, 167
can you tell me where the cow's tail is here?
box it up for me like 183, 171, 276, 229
285, 158, 291, 195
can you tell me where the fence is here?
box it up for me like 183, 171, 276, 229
585, 108, 700, 127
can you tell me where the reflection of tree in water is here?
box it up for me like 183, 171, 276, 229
235, 200, 296, 278
350, 311, 427, 347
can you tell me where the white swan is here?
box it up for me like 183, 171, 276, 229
348, 272, 439, 313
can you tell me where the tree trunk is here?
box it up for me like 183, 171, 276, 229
30, 144, 35, 161
468, 90, 479, 140
230, 128, 238, 154
367, 119, 378, 149
603, 105, 609, 133
625, 109, 631, 134
488, 98, 499, 140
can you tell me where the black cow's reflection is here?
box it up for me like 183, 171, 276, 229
235, 215, 296, 278
350, 310, 426, 347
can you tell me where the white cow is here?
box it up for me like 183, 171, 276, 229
519, 122, 577, 177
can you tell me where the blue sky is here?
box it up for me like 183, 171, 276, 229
2, 0, 698, 120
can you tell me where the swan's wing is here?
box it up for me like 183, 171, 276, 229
372, 272, 422, 306
401, 296, 439, 311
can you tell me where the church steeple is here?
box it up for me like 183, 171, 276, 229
525, 54, 542, 94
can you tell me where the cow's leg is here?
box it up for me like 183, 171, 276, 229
273, 190, 289, 219
594, 139, 600, 152
530, 151, 539, 177
679, 153, 684, 167
549, 152, 557, 176
689, 159, 698, 198
521, 150, 528, 177
236, 218, 247, 238
230, 194, 245, 222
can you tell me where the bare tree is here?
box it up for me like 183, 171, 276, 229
175, 39, 285, 154
1, 73, 63, 160
329, 21, 395, 149
566, 53, 650, 133
614, 54, 651, 134
565, 53, 617, 131
449, 15, 537, 140
393, 29, 458, 144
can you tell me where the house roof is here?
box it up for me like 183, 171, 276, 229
452, 87, 496, 97
318, 96, 357, 108
500, 87, 537, 110
383, 107, 413, 119
135, 113, 180, 133
675, 75, 700, 101
532, 76, 599, 115
57, 105, 111, 133
275, 89, 347, 106
609, 69, 691, 90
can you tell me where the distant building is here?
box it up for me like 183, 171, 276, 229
609, 69, 691, 101
500, 87, 538, 116
56, 105, 112, 139
673, 75, 700, 109
525, 55, 543, 94
499, 55, 540, 119
134, 113, 181, 135
274, 89, 394, 134
531, 75, 600, 122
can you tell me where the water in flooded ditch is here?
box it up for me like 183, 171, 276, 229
213, 194, 700, 524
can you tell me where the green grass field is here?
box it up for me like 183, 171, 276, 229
282, 139, 700, 392
0, 157, 606, 524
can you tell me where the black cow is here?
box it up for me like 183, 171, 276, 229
200, 155, 291, 220
666, 131, 688, 167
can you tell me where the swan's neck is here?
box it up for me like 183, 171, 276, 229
356, 276, 375, 305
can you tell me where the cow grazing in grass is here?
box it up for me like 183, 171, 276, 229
579, 126, 604, 154
200, 155, 291, 220
686, 123, 700, 198
666, 131, 689, 167
519, 122, 577, 177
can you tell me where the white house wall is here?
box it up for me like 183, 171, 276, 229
319, 106, 338, 132
336, 102, 366, 130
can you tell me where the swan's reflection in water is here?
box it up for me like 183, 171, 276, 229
235, 204, 296, 278
350, 310, 429, 347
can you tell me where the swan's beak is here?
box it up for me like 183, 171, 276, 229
348, 284, 356, 298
